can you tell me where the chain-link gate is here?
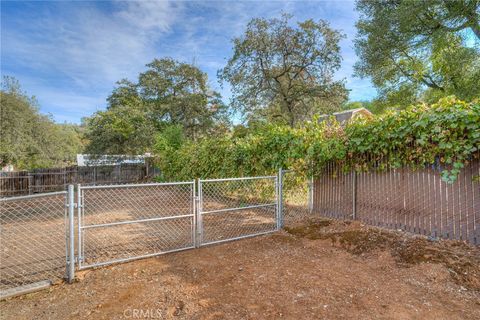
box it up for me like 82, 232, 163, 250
1, 172, 313, 299
77, 182, 195, 269
198, 176, 279, 245
0, 191, 73, 299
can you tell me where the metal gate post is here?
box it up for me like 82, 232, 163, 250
277, 168, 284, 229
275, 175, 279, 231
193, 180, 199, 248
67, 185, 75, 283
196, 179, 203, 247
77, 184, 83, 266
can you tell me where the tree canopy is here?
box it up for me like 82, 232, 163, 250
0, 77, 84, 169
219, 13, 348, 126
354, 0, 480, 108
4, 9, 479, 171
84, 58, 229, 154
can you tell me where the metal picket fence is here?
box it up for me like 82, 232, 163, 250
313, 159, 480, 244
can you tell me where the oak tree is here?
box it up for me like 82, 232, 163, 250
219, 14, 348, 126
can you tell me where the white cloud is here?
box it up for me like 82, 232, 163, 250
2, 0, 376, 123
116, 0, 179, 32
3, 1, 181, 87
2, 1, 183, 122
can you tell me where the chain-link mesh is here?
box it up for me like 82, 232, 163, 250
199, 177, 277, 244
282, 170, 314, 225
79, 183, 194, 268
0, 192, 67, 295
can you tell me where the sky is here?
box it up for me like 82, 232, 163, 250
1, 0, 377, 123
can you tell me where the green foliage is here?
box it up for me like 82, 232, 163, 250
138, 58, 229, 138
0, 76, 84, 169
344, 97, 479, 182
83, 103, 156, 155
219, 13, 348, 126
156, 97, 479, 183
85, 58, 230, 155
154, 124, 185, 154
155, 123, 302, 181
355, 0, 480, 106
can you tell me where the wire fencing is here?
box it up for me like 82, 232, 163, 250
281, 170, 313, 226
0, 192, 70, 297
0, 163, 157, 198
1, 166, 478, 299
198, 176, 278, 245
78, 182, 195, 269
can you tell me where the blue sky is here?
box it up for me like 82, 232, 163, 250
1, 0, 377, 123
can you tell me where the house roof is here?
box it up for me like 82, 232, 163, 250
318, 107, 373, 124
76, 154, 146, 166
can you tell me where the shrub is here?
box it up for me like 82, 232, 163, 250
155, 97, 479, 183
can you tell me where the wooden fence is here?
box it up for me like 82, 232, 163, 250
313, 154, 480, 245
0, 163, 158, 197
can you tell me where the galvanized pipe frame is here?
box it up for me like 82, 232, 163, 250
77, 184, 84, 266
197, 179, 204, 246
0, 189, 75, 299
0, 190, 67, 201
199, 175, 277, 183
201, 203, 277, 215
277, 168, 284, 229
67, 185, 75, 283
77, 181, 196, 270
80, 214, 195, 229
3, 172, 311, 297
79, 181, 193, 190
78, 246, 196, 270
198, 175, 279, 246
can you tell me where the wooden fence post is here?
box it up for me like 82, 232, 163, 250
28, 174, 33, 195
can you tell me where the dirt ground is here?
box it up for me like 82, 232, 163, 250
1, 218, 479, 320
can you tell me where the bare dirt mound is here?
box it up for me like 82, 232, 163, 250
285, 218, 480, 291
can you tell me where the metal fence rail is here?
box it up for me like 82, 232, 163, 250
313, 156, 480, 244
198, 176, 278, 245
0, 191, 70, 298
2, 167, 478, 299
78, 182, 195, 269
